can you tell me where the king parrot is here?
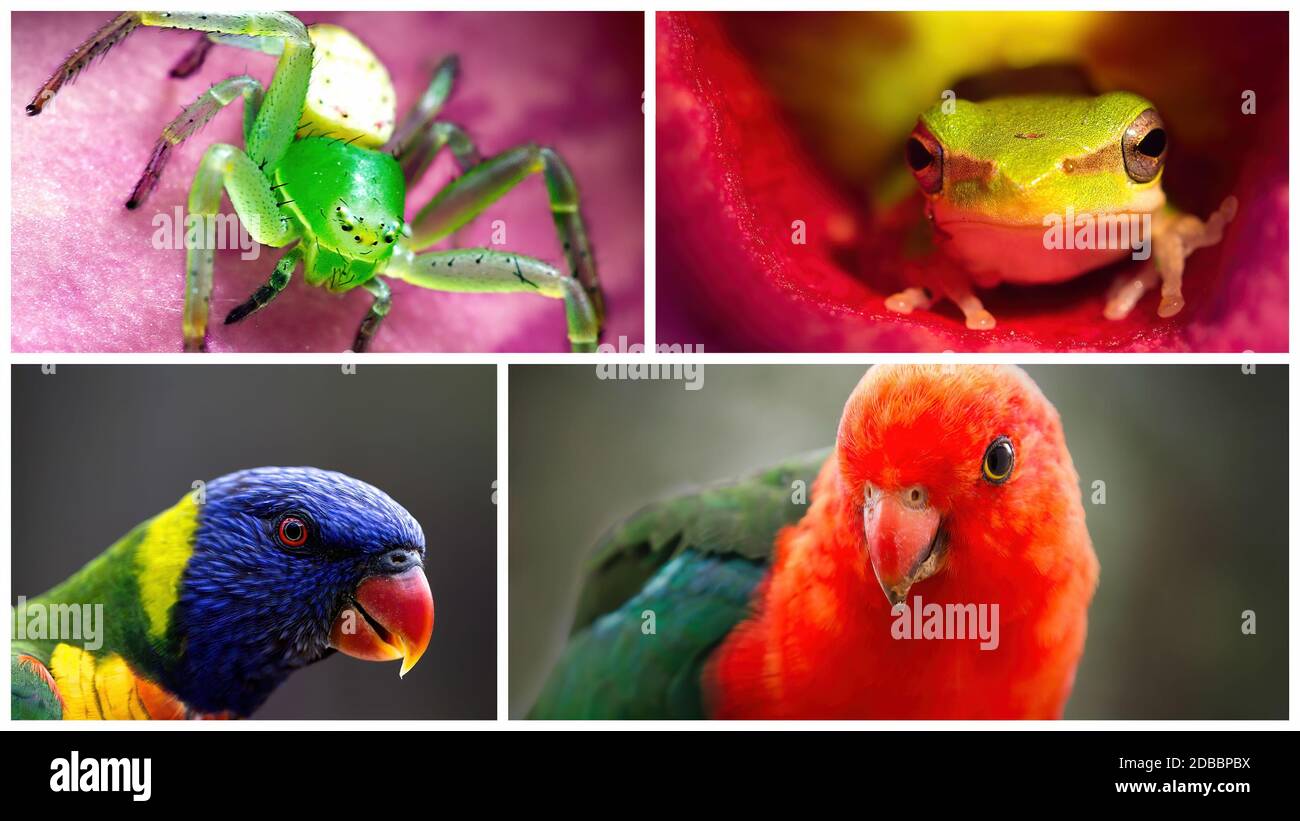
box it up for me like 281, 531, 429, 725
530, 365, 1099, 719
11, 467, 435, 719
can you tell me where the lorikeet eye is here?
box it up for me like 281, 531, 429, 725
981, 436, 1014, 484
277, 515, 310, 548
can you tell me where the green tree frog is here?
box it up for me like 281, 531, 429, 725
889, 91, 1237, 329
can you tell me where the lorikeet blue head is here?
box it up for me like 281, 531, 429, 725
165, 467, 435, 716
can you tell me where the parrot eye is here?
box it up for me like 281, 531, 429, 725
276, 514, 311, 548
981, 436, 1015, 484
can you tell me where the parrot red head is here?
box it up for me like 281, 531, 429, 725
835, 365, 1094, 608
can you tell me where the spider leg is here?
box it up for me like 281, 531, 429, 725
383, 56, 480, 184
28, 12, 310, 169
406, 144, 603, 326
127, 75, 264, 210
168, 30, 285, 78
225, 245, 303, 326
183, 144, 300, 352
383, 245, 599, 352
395, 121, 482, 188
169, 33, 216, 78
352, 278, 393, 353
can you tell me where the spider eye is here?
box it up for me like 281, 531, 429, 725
383, 234, 395, 244
277, 514, 310, 548
981, 436, 1014, 484
340, 222, 354, 232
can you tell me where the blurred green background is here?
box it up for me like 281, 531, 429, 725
510, 365, 1287, 719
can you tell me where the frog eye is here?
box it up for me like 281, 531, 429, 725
1122, 108, 1167, 184
906, 123, 944, 194
981, 435, 1014, 485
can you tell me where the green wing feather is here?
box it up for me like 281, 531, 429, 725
570, 448, 831, 632
529, 448, 830, 719
11, 644, 63, 720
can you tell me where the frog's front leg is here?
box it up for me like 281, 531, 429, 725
1104, 196, 1238, 320
937, 274, 997, 331
885, 261, 996, 330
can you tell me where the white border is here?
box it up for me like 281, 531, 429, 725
2, 2, 1296, 732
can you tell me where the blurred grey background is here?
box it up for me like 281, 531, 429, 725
510, 365, 1287, 719
12, 364, 496, 719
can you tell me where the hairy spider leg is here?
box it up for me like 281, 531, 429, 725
169, 33, 216, 78
351, 278, 393, 353
168, 31, 285, 78
384, 57, 482, 183
183, 146, 301, 352
28, 12, 308, 167
224, 245, 304, 326
383, 246, 599, 352
407, 144, 604, 327
127, 75, 264, 209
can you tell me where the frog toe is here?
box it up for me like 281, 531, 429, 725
885, 287, 931, 315
1158, 294, 1185, 318
885, 294, 915, 314
1104, 268, 1159, 321
965, 309, 996, 331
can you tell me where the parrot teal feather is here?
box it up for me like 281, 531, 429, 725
530, 449, 829, 718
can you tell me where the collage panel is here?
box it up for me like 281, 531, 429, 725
0, 1, 1293, 802
12, 11, 644, 353
510, 364, 1287, 719
11, 364, 496, 719
656, 11, 1287, 352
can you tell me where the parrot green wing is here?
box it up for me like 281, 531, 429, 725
528, 448, 830, 719
570, 447, 831, 633
11, 645, 63, 720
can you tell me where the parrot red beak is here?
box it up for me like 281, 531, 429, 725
329, 567, 434, 677
863, 488, 945, 606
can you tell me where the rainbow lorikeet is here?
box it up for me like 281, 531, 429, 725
530, 365, 1099, 719
11, 467, 434, 719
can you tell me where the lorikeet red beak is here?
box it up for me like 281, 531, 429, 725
862, 487, 945, 606
329, 567, 435, 677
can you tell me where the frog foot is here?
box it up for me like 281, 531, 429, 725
963, 309, 997, 331
1104, 268, 1159, 320
884, 287, 932, 315
885, 282, 996, 330
939, 279, 997, 330
1106, 195, 1238, 321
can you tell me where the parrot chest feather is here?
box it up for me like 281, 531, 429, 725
46, 644, 230, 720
